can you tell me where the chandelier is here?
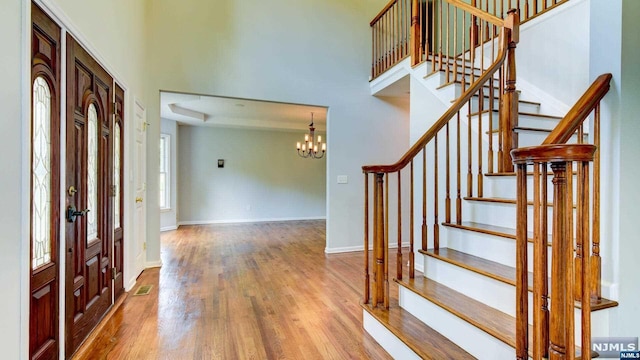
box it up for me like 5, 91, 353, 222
296, 112, 326, 159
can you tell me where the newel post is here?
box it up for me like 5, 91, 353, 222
501, 9, 519, 173
548, 162, 573, 360
411, 0, 421, 66
372, 173, 386, 308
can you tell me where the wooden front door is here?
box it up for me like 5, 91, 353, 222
30, 4, 61, 359
65, 34, 113, 357
113, 84, 125, 301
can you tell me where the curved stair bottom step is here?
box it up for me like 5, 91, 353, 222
399, 286, 515, 359
362, 302, 475, 360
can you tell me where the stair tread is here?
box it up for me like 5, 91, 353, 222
419, 247, 618, 311
485, 170, 578, 177
442, 221, 539, 244
464, 196, 562, 208
396, 277, 603, 358
451, 96, 541, 107
420, 247, 532, 289
469, 109, 562, 119
362, 301, 476, 359
396, 276, 521, 348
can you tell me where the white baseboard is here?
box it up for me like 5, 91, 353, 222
177, 216, 326, 226
160, 225, 178, 232
125, 277, 137, 292
324, 241, 411, 254
145, 260, 163, 268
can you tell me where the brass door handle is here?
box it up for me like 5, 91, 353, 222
135, 197, 143, 203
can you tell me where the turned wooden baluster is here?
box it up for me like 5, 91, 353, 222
515, 161, 529, 360
422, 147, 428, 251
411, 0, 421, 66
385, 174, 390, 309
373, 173, 385, 307
501, 9, 519, 173
397, 171, 403, 280
592, 104, 601, 300
364, 173, 370, 304
410, 160, 415, 278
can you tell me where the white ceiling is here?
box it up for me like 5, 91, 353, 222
160, 91, 327, 131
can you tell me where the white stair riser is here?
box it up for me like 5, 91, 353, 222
490, 130, 583, 148
422, 254, 611, 333
423, 255, 531, 322
463, 199, 585, 236
362, 311, 422, 360
469, 98, 541, 114
471, 112, 560, 130
444, 226, 551, 273
399, 287, 516, 360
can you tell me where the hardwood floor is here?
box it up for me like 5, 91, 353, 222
75, 220, 394, 359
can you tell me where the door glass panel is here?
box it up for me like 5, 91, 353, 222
32, 76, 52, 269
114, 122, 121, 229
87, 104, 98, 241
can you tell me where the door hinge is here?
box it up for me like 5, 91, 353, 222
111, 267, 117, 280
143, 242, 147, 250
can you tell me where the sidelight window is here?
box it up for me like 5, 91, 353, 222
87, 104, 98, 241
114, 122, 121, 228
32, 76, 52, 269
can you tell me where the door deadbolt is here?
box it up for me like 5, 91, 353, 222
66, 206, 89, 223
68, 186, 78, 196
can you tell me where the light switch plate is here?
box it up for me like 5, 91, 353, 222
337, 175, 348, 184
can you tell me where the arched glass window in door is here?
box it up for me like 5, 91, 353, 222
32, 76, 52, 269
87, 103, 98, 241
114, 122, 121, 229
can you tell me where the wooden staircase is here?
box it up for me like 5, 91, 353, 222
363, 0, 617, 359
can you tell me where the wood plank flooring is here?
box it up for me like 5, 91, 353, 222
74, 220, 394, 360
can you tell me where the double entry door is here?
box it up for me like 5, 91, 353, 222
29, 4, 126, 359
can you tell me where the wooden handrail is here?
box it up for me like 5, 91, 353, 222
446, 0, 504, 26
543, 74, 612, 144
511, 144, 597, 164
370, 0, 399, 26
363, 26, 509, 174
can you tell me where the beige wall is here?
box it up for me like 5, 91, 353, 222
0, 0, 27, 357
177, 126, 326, 223
144, 0, 410, 253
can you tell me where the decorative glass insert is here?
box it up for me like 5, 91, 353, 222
114, 122, 121, 229
87, 104, 98, 241
32, 77, 52, 269
159, 134, 170, 210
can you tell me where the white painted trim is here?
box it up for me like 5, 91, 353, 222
145, 260, 163, 269
125, 277, 137, 292
177, 217, 326, 226
20, 1, 32, 358
160, 226, 178, 232
324, 242, 411, 254
369, 57, 411, 96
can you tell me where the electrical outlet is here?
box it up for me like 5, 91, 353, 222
337, 175, 348, 184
